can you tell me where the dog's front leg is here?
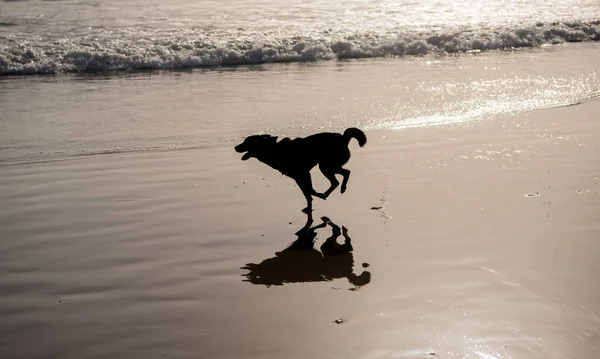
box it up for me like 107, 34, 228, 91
294, 174, 317, 213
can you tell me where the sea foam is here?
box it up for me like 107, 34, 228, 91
1, 20, 599, 75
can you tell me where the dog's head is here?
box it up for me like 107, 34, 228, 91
235, 134, 278, 161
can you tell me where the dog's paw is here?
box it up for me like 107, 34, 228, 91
313, 193, 327, 200
340, 186, 347, 194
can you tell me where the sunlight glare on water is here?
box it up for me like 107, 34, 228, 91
363, 49, 600, 130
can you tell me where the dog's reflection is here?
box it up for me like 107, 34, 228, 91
241, 214, 371, 288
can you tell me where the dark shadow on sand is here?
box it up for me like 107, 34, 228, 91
241, 214, 371, 289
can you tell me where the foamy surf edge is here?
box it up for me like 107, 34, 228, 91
1, 20, 599, 76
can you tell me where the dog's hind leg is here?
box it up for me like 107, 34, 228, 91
338, 168, 351, 194
319, 164, 340, 198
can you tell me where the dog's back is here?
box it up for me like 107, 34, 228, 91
273, 132, 348, 173
300, 128, 366, 149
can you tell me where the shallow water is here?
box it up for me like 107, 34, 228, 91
1, 43, 599, 164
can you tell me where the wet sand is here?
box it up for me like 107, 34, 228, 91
1, 100, 599, 358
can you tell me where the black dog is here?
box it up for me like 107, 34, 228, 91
235, 128, 367, 213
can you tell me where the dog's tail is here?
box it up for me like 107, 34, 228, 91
343, 128, 367, 147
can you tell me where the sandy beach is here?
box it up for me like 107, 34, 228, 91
2, 95, 599, 358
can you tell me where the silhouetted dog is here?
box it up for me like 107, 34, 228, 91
235, 128, 367, 213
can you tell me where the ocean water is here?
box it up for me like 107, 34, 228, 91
1, 0, 599, 74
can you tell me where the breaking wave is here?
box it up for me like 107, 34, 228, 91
1, 20, 599, 76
